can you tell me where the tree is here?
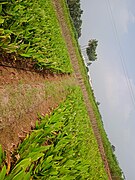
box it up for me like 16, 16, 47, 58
96, 101, 100, 106
86, 39, 98, 62
112, 145, 116, 152
66, 0, 83, 38
87, 62, 92, 66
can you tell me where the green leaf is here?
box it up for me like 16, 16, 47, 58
23, 172, 31, 180
20, 53, 32, 58
0, 165, 6, 180
27, 152, 44, 162
0, 17, 4, 24
54, 156, 63, 161
60, 175, 74, 180
0, 5, 2, 13
33, 145, 52, 153
64, 159, 75, 167
48, 177, 59, 180
11, 158, 31, 175
45, 155, 53, 163
0, 2, 8, 5
50, 170, 58, 176
0, 145, 4, 165
0, 28, 4, 34
12, 170, 26, 180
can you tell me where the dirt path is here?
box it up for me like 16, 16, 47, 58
53, 1, 112, 179
0, 66, 76, 154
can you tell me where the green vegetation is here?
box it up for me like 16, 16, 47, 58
61, 0, 123, 178
86, 39, 98, 62
94, 110, 124, 179
0, 87, 108, 179
0, 0, 123, 179
66, 0, 83, 38
0, 0, 72, 73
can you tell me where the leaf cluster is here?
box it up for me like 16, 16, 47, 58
0, 87, 108, 179
0, 0, 72, 73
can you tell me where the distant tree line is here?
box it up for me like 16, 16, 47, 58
66, 0, 83, 38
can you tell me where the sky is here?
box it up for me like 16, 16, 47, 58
79, 0, 135, 179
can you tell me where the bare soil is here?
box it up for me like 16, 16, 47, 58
0, 66, 76, 155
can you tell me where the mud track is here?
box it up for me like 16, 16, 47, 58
0, 66, 75, 154
53, 0, 112, 179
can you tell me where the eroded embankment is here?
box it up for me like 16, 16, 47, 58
53, 0, 112, 179
0, 65, 76, 154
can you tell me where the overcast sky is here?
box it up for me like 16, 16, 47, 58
79, 0, 135, 179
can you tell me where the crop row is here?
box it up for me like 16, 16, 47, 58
0, 87, 107, 179
60, 0, 124, 178
0, 0, 72, 73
